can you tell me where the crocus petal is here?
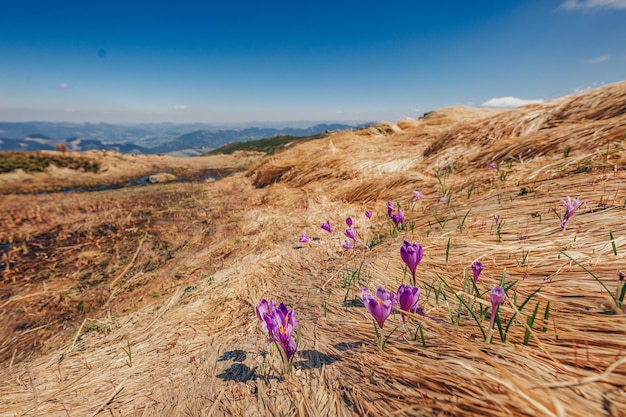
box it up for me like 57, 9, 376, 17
256, 299, 278, 333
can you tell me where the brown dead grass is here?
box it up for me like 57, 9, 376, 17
1, 81, 626, 416
0, 150, 262, 194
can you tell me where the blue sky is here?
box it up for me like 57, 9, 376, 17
0, 0, 624, 124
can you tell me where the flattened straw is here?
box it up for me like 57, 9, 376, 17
90, 377, 127, 417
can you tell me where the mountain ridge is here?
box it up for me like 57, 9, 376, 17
0, 122, 368, 154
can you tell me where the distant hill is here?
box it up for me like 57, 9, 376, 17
0, 122, 368, 154
151, 123, 359, 153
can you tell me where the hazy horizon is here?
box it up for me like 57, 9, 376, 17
1, 0, 625, 124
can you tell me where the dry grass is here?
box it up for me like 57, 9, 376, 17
0, 150, 262, 194
1, 82, 626, 416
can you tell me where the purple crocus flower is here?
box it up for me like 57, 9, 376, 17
391, 209, 404, 227
346, 217, 353, 227
386, 201, 394, 218
264, 302, 299, 361
439, 197, 448, 203
360, 286, 395, 329
400, 240, 424, 286
559, 196, 587, 230
365, 210, 373, 220
321, 221, 332, 234
471, 261, 483, 283
299, 233, 311, 243
494, 214, 501, 229
620, 271, 625, 283
487, 286, 505, 338
397, 284, 420, 324
342, 239, 354, 250
485, 162, 496, 170
344, 227, 357, 241
470, 261, 483, 295
412, 191, 423, 200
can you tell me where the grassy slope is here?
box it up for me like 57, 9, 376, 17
205, 133, 326, 155
1, 82, 626, 416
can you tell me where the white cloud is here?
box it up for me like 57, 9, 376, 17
173, 105, 187, 110
560, 0, 626, 10
583, 55, 611, 64
481, 97, 545, 108
52, 82, 70, 89
573, 82, 605, 93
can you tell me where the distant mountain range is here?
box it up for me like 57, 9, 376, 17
0, 122, 370, 155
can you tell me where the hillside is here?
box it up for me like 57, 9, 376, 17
1, 81, 625, 416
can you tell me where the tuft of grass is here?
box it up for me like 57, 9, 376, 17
0, 151, 100, 174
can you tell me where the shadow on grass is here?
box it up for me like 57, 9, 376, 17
294, 349, 337, 370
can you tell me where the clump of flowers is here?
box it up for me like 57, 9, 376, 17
559, 196, 587, 230
400, 240, 424, 286
386, 201, 404, 227
256, 299, 300, 377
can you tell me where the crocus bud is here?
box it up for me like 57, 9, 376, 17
400, 240, 424, 285
471, 261, 483, 283
386, 202, 394, 218
397, 284, 420, 324
487, 285, 505, 338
